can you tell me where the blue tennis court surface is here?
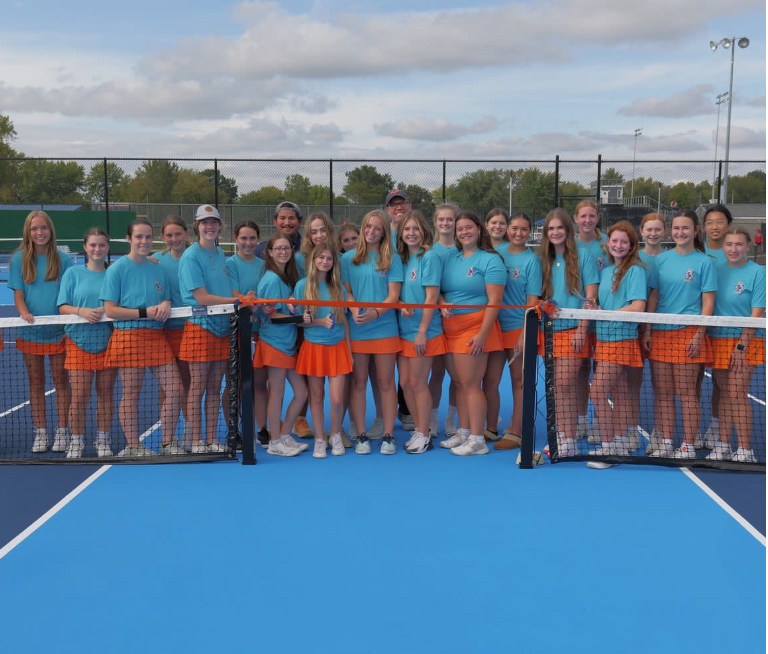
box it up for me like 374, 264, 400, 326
0, 291, 765, 653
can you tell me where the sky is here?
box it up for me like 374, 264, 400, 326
1, 0, 765, 163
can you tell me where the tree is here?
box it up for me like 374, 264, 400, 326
81, 162, 127, 204
284, 174, 312, 204
446, 168, 511, 215
202, 168, 238, 203
122, 160, 180, 202
171, 169, 216, 204
307, 184, 332, 205
559, 180, 593, 215
602, 167, 625, 183
512, 168, 557, 219
343, 165, 395, 204
239, 186, 285, 205
396, 182, 436, 219
0, 113, 23, 202
726, 170, 766, 203
11, 159, 85, 204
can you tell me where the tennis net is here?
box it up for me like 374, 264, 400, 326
530, 307, 766, 471
0, 305, 246, 464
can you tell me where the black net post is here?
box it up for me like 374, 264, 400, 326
227, 307, 242, 455
236, 307, 256, 465
519, 307, 539, 469
542, 311, 558, 459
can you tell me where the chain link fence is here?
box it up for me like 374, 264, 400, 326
1, 157, 764, 247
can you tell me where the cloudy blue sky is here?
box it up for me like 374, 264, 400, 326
1, 0, 765, 160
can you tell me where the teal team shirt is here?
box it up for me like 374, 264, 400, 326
705, 245, 727, 265
440, 248, 507, 316
547, 249, 599, 332
294, 252, 307, 278
100, 256, 170, 331
292, 278, 347, 346
596, 263, 647, 342
576, 232, 609, 272
178, 243, 230, 337
341, 250, 404, 341
651, 249, 717, 331
708, 260, 766, 340
399, 249, 443, 342
155, 250, 186, 331
257, 270, 297, 356
495, 245, 542, 332
9, 251, 72, 343
57, 266, 112, 353
225, 254, 265, 334
638, 250, 660, 291
431, 241, 456, 266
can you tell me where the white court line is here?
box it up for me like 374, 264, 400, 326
0, 389, 56, 418
637, 426, 765, 547
0, 466, 112, 562
0, 420, 163, 561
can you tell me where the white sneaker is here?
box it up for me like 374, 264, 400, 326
355, 435, 371, 455
31, 429, 48, 453
672, 443, 697, 460
556, 433, 578, 458
444, 414, 457, 436
405, 432, 433, 454
645, 430, 659, 455
380, 434, 397, 455
267, 438, 301, 457
404, 430, 418, 449
190, 442, 208, 454
95, 433, 113, 458
367, 418, 385, 439
613, 435, 631, 456
705, 442, 732, 461
65, 437, 85, 459
284, 435, 309, 452
451, 437, 489, 456
117, 444, 156, 458
587, 422, 601, 445
732, 448, 756, 463
161, 441, 187, 455
587, 460, 614, 469
701, 422, 720, 449
590, 441, 616, 457
440, 432, 467, 449
649, 438, 674, 458
329, 432, 345, 456
52, 428, 69, 453
207, 441, 227, 454
313, 438, 328, 459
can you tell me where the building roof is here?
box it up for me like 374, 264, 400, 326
0, 204, 82, 211
696, 203, 766, 220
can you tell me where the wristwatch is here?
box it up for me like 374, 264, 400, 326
736, 343, 746, 351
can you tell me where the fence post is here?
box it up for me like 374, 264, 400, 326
716, 161, 723, 203
329, 159, 334, 221
596, 154, 602, 204
554, 155, 560, 208
442, 160, 447, 202
214, 159, 219, 207
103, 158, 111, 260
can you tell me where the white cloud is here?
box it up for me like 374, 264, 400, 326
618, 85, 716, 118
375, 116, 500, 141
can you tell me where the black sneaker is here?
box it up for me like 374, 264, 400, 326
257, 428, 270, 449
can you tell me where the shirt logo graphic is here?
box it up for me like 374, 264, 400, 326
511, 268, 521, 280
409, 269, 417, 281
734, 282, 745, 295
466, 266, 476, 278
683, 269, 694, 282
597, 258, 606, 271
155, 281, 163, 293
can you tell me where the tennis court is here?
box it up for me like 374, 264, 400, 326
0, 346, 764, 653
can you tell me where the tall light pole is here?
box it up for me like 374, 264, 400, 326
710, 36, 750, 201
713, 91, 729, 200
631, 127, 642, 198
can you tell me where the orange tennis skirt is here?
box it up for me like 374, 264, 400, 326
711, 337, 766, 370
179, 322, 229, 362
64, 337, 108, 371
296, 339, 353, 377
537, 329, 593, 358
16, 338, 65, 356
350, 335, 402, 355
648, 326, 713, 365
105, 328, 174, 368
164, 328, 184, 359
594, 339, 643, 368
253, 339, 297, 370
399, 334, 447, 358
442, 311, 503, 354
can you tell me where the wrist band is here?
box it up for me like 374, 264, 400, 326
374, 309, 380, 318
736, 343, 746, 351
270, 315, 305, 324
138, 307, 148, 319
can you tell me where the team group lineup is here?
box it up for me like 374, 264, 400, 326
6, 190, 765, 465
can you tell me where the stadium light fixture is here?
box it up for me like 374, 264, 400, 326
710, 36, 750, 201
631, 127, 642, 198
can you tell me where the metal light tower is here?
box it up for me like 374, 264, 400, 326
631, 128, 642, 198
713, 92, 729, 200
710, 36, 750, 201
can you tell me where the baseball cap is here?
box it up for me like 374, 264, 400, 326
275, 201, 302, 218
385, 189, 410, 206
195, 204, 221, 221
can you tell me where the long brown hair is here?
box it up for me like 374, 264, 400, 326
18, 211, 61, 283
454, 211, 499, 255
303, 243, 347, 325
263, 234, 299, 288
301, 212, 335, 258
352, 210, 393, 272
540, 208, 581, 300
606, 221, 641, 293
574, 200, 607, 256
396, 210, 433, 263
